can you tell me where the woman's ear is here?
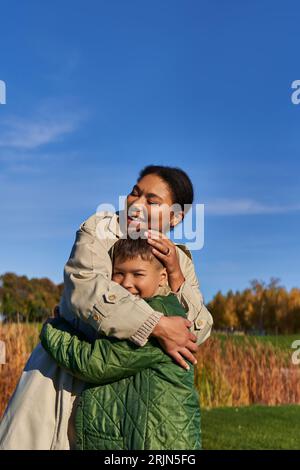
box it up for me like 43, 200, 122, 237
170, 210, 184, 229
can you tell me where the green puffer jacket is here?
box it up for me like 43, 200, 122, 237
40, 293, 201, 450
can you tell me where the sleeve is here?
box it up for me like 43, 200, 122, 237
172, 246, 214, 346
60, 213, 163, 347
40, 319, 173, 385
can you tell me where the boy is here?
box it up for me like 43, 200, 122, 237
40, 238, 202, 450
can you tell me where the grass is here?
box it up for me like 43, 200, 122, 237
215, 333, 300, 350
202, 405, 300, 449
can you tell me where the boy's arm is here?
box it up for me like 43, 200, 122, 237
60, 212, 163, 346
40, 317, 173, 385
173, 246, 214, 345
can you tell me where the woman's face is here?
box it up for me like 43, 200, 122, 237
126, 174, 180, 233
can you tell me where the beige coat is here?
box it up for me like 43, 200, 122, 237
0, 210, 213, 450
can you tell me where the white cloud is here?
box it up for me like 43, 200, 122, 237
0, 101, 87, 150
0, 115, 79, 149
205, 198, 300, 215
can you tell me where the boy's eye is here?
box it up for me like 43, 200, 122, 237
148, 200, 159, 206
134, 273, 144, 277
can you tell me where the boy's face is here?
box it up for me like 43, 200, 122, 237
112, 255, 167, 298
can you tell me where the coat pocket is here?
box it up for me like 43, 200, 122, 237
77, 431, 124, 450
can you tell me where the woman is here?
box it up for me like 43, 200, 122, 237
0, 165, 213, 450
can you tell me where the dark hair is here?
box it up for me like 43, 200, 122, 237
112, 238, 162, 268
138, 165, 194, 216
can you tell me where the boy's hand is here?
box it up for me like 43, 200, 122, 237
53, 305, 60, 318
150, 316, 198, 370
40, 305, 60, 338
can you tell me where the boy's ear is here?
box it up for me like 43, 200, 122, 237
159, 268, 168, 286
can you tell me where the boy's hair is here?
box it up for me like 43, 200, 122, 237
112, 238, 164, 269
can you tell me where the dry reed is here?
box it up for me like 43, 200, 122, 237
0, 323, 41, 419
195, 335, 300, 408
1, 325, 300, 419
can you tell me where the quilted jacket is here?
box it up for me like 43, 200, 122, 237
40, 293, 201, 450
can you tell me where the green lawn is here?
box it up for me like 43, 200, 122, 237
214, 333, 300, 350
202, 405, 300, 449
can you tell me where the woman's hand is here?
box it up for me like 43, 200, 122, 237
151, 316, 198, 370
144, 229, 185, 292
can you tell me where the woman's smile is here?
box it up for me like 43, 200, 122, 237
127, 214, 148, 231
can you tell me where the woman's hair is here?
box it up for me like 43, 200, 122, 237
112, 238, 163, 269
138, 165, 194, 216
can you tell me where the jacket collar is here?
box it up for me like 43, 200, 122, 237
107, 210, 126, 238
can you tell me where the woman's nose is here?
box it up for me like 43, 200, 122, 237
129, 202, 147, 218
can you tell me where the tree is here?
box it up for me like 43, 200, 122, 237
1, 272, 62, 322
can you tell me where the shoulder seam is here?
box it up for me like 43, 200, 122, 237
176, 244, 192, 260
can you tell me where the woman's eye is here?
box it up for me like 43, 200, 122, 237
134, 273, 144, 277
130, 187, 139, 196
148, 200, 159, 206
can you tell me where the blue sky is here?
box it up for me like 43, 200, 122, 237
0, 0, 299, 302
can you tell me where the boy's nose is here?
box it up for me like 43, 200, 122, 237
121, 276, 135, 290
